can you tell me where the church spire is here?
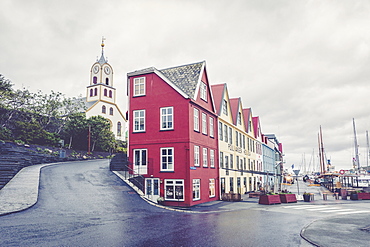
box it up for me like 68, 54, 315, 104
97, 36, 107, 64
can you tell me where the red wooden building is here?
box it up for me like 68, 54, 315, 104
127, 61, 219, 207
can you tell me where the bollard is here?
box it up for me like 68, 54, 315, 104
334, 193, 339, 200
323, 193, 327, 200
310, 193, 314, 201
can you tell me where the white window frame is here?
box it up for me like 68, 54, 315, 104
134, 77, 145, 96
194, 108, 199, 132
238, 112, 242, 125
165, 179, 184, 201
229, 127, 232, 144
209, 179, 215, 198
193, 179, 200, 201
194, 145, 200, 167
219, 122, 223, 141
203, 148, 208, 167
200, 82, 207, 101
133, 110, 145, 132
202, 112, 207, 135
160, 107, 174, 130
160, 147, 174, 171
209, 117, 214, 137
222, 100, 228, 115
210, 149, 215, 168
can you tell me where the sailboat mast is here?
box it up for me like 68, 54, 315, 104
366, 130, 369, 171
353, 118, 360, 171
319, 126, 325, 174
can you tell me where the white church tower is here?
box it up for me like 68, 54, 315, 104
85, 38, 126, 141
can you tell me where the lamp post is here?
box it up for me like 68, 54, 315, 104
293, 169, 300, 195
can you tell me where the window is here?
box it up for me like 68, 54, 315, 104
209, 117, 214, 137
202, 113, 207, 134
230, 154, 233, 169
230, 177, 234, 192
133, 110, 145, 132
210, 149, 215, 168
220, 152, 224, 168
94, 88, 97, 96
194, 108, 199, 131
203, 148, 208, 167
209, 179, 215, 197
161, 107, 173, 130
134, 77, 145, 96
102, 105, 106, 114
222, 100, 228, 115
224, 125, 228, 142
236, 156, 239, 170
109, 107, 113, 115
134, 149, 147, 167
106, 78, 109, 85
194, 145, 200, 166
93, 76, 97, 84
109, 90, 112, 98
90, 89, 93, 96
193, 179, 200, 200
161, 148, 174, 171
243, 135, 245, 149
117, 122, 122, 136
236, 131, 239, 147
238, 112, 242, 125
219, 122, 223, 141
104, 89, 107, 96
165, 179, 184, 201
200, 82, 207, 101
229, 127, 232, 144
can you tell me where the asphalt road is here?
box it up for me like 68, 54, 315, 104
0, 160, 329, 246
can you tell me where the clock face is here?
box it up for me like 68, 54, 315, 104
93, 65, 99, 73
104, 66, 110, 75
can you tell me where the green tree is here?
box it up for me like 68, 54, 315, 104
13, 120, 60, 146
88, 116, 116, 152
62, 113, 88, 149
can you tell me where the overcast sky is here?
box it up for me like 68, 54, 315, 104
2, 0, 370, 172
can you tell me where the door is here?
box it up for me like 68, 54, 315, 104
133, 149, 147, 175
145, 178, 160, 202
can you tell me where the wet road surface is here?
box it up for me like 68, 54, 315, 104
0, 160, 315, 246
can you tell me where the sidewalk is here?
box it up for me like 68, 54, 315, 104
2, 166, 369, 246
0, 163, 58, 216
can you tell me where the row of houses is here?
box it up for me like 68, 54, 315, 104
126, 61, 283, 207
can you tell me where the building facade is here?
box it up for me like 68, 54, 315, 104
127, 61, 219, 207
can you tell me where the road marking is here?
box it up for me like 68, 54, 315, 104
337, 210, 370, 215
283, 205, 327, 209
319, 209, 355, 213
306, 207, 339, 211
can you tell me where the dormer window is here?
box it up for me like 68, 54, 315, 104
134, 77, 145, 96
200, 82, 207, 101
238, 112, 242, 125
222, 100, 228, 115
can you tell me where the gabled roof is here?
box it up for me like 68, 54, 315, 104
128, 61, 206, 100
243, 108, 251, 132
159, 61, 204, 99
210, 83, 226, 116
229, 98, 241, 126
252, 116, 260, 139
